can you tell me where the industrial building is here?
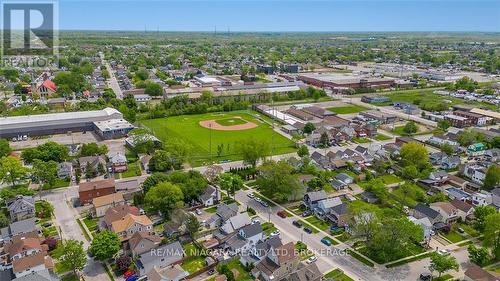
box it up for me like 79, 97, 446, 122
297, 73, 395, 90
0, 107, 134, 139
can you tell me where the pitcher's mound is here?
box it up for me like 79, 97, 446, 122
199, 118, 257, 131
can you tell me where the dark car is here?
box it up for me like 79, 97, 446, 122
419, 272, 432, 281
304, 227, 312, 234
277, 211, 287, 218
292, 220, 302, 228
208, 269, 216, 275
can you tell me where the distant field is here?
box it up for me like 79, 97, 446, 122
327, 105, 368, 114
140, 111, 296, 166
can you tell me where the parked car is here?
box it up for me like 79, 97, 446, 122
252, 218, 261, 224
457, 227, 465, 234
255, 197, 262, 203
208, 269, 216, 275
306, 256, 317, 264
270, 230, 281, 237
438, 249, 450, 256
195, 209, 202, 215
302, 210, 311, 217
261, 201, 269, 207
419, 272, 432, 281
292, 220, 302, 228
321, 237, 332, 246
247, 193, 255, 198
304, 227, 312, 234
277, 210, 287, 218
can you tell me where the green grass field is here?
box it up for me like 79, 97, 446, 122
327, 105, 368, 114
141, 111, 296, 166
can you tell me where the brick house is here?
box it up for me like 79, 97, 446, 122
78, 178, 116, 205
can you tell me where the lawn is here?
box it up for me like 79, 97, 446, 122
385, 252, 433, 268
441, 230, 466, 243
352, 137, 372, 144
215, 117, 247, 126
183, 242, 200, 257
261, 222, 278, 236
224, 259, 253, 281
457, 223, 480, 237
305, 216, 331, 232
374, 134, 392, 141
327, 105, 368, 114
299, 220, 319, 234
347, 249, 375, 267
61, 275, 79, 281
140, 111, 296, 166
204, 206, 218, 213
42, 226, 58, 237
83, 217, 98, 232
358, 242, 425, 264
380, 174, 404, 185
324, 269, 354, 281
182, 256, 206, 273
118, 161, 141, 178
392, 125, 420, 136
42, 178, 70, 190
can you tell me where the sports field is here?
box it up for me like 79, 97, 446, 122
140, 111, 296, 166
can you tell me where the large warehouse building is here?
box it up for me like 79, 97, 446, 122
0, 107, 134, 139
297, 73, 395, 90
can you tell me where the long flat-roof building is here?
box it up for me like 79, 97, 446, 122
0, 107, 129, 139
298, 73, 395, 89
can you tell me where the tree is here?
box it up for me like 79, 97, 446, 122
468, 245, 491, 266
22, 142, 69, 163
441, 143, 454, 156
85, 162, 96, 179
319, 132, 329, 148
429, 253, 458, 277
218, 264, 235, 281
402, 121, 418, 136
303, 122, 316, 134
237, 139, 270, 168
89, 230, 121, 261
257, 160, 302, 202
166, 170, 208, 203
297, 145, 309, 158
145, 182, 184, 218
0, 212, 9, 228
149, 150, 175, 172
474, 205, 497, 231
32, 160, 58, 188
483, 165, 500, 190
218, 173, 243, 199
400, 142, 431, 174
60, 240, 87, 275
185, 214, 200, 238
144, 82, 163, 96
142, 173, 169, 193
0, 156, 29, 186
0, 139, 11, 157
80, 143, 108, 157
115, 255, 132, 273
483, 213, 500, 260
454, 76, 478, 92
437, 119, 451, 131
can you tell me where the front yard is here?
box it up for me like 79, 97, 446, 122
305, 216, 331, 232
118, 161, 141, 178
224, 259, 253, 281
440, 230, 466, 243
324, 269, 354, 281
261, 222, 278, 236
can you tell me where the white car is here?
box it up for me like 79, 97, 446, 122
270, 230, 280, 237
255, 197, 262, 203
247, 193, 255, 198
438, 249, 450, 256
195, 209, 202, 215
306, 256, 317, 264
251, 218, 261, 224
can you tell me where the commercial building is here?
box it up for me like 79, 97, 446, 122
79, 179, 116, 205
298, 73, 395, 90
0, 107, 126, 139
361, 95, 391, 104
94, 119, 135, 140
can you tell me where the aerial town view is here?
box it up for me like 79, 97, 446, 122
0, 1, 499, 281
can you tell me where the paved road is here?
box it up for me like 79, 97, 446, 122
40, 187, 111, 281
101, 52, 123, 100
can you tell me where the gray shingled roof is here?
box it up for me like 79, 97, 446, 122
240, 222, 262, 238
138, 241, 184, 268
414, 203, 440, 219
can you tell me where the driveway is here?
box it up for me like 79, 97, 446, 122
40, 187, 111, 281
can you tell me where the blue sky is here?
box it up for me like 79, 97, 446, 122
58, 0, 500, 32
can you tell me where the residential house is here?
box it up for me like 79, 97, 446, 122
1, 218, 39, 240
78, 179, 116, 205
410, 203, 443, 224
109, 153, 128, 173
100, 204, 140, 230
325, 203, 349, 227
115, 179, 142, 201
252, 242, 300, 281
303, 191, 327, 210
429, 171, 448, 184
492, 188, 500, 209
199, 185, 220, 207
147, 264, 189, 281
56, 162, 73, 179
92, 193, 125, 217
430, 202, 459, 223
4, 234, 54, 279
287, 262, 322, 281
219, 213, 252, 237
136, 241, 184, 276
315, 197, 342, 218
467, 143, 487, 156
79, 155, 107, 175
111, 214, 153, 242
464, 264, 500, 281
128, 231, 162, 257
471, 191, 493, 206
485, 148, 500, 163
462, 163, 488, 185
206, 203, 239, 229
6, 196, 35, 222
335, 173, 354, 185
427, 136, 459, 147
450, 199, 474, 221
441, 156, 461, 170
360, 191, 379, 204
224, 222, 264, 255
447, 174, 469, 190
408, 216, 433, 242
329, 179, 347, 190
240, 236, 283, 267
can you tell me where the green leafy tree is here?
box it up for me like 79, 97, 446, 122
319, 132, 329, 147
149, 150, 175, 172
474, 205, 497, 231
402, 121, 418, 136
185, 214, 200, 238
257, 160, 302, 202
437, 119, 452, 131
441, 143, 454, 156
468, 245, 491, 266
0, 156, 29, 186
32, 160, 58, 188
60, 240, 87, 274
218, 173, 243, 199
303, 122, 316, 134
483, 165, 500, 190
85, 162, 96, 179
0, 139, 11, 157
0, 212, 9, 227
483, 213, 500, 260
237, 139, 270, 168
429, 253, 459, 278
297, 145, 309, 158
145, 182, 184, 218
22, 142, 69, 163
89, 230, 121, 261
142, 173, 169, 193
80, 143, 108, 157
400, 142, 431, 175
166, 170, 208, 203
144, 82, 163, 96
